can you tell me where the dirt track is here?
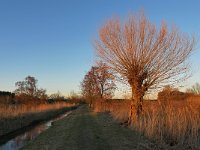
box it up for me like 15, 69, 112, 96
22, 105, 157, 150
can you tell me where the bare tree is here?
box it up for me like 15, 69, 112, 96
15, 76, 37, 96
95, 61, 116, 99
186, 83, 200, 95
95, 12, 196, 125
81, 63, 116, 106
24, 76, 38, 97
15, 75, 47, 100
35, 88, 47, 100
49, 91, 65, 101
15, 81, 26, 95
81, 67, 100, 107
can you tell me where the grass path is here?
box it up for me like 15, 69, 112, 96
22, 105, 158, 150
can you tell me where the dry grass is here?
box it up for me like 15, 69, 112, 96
187, 95, 200, 105
0, 102, 75, 118
137, 101, 200, 149
0, 102, 77, 137
94, 99, 130, 122
93, 98, 200, 149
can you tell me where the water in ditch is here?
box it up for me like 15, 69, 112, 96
0, 111, 71, 150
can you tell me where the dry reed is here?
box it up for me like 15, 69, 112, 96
0, 102, 75, 118
0, 102, 77, 137
93, 98, 200, 149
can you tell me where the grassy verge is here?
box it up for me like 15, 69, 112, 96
22, 105, 159, 150
0, 103, 77, 137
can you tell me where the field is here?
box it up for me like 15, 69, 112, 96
93, 98, 200, 149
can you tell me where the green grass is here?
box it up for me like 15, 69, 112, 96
22, 105, 157, 150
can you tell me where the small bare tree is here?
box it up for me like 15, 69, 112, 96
81, 67, 100, 107
186, 83, 200, 95
95, 61, 116, 99
95, 12, 196, 125
15, 76, 38, 97
15, 75, 47, 100
81, 63, 116, 106
35, 88, 47, 100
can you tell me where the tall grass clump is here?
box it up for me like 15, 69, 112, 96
93, 99, 200, 149
94, 99, 130, 122
135, 101, 200, 149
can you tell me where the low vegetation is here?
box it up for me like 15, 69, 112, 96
0, 102, 75, 118
0, 102, 77, 137
93, 96, 200, 149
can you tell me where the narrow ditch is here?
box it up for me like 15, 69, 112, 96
0, 110, 72, 150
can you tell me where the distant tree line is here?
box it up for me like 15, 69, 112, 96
0, 91, 15, 104
158, 86, 188, 102
0, 75, 83, 105
0, 91, 15, 97
158, 83, 200, 103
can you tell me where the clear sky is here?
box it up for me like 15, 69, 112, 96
0, 0, 200, 96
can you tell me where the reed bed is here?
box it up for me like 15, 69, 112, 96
0, 102, 75, 118
0, 102, 77, 137
93, 98, 200, 149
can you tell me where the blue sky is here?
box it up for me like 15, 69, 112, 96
0, 0, 200, 96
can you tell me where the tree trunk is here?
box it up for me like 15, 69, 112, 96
128, 85, 144, 126
135, 94, 143, 118
128, 100, 136, 126
89, 97, 92, 108
100, 84, 104, 99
